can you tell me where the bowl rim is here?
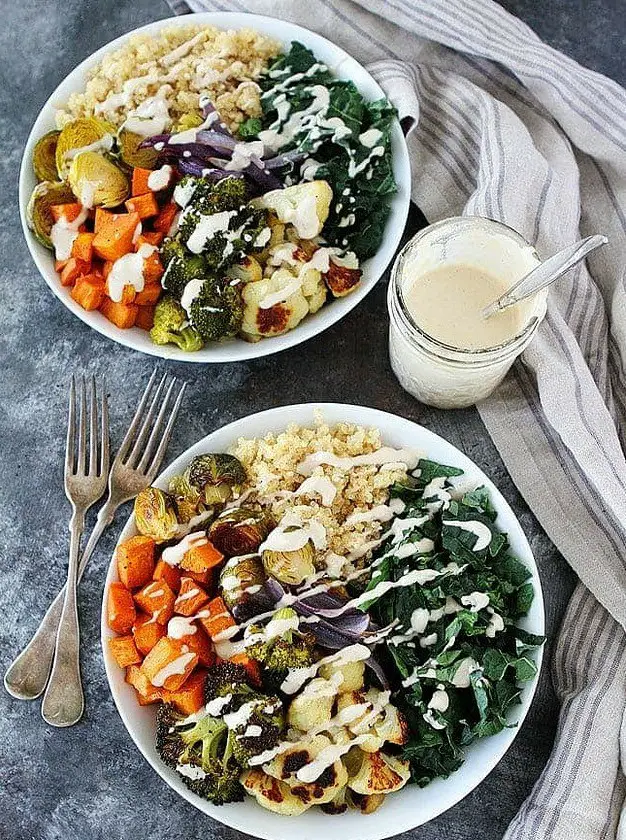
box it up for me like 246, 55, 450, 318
100, 402, 545, 840
19, 12, 411, 363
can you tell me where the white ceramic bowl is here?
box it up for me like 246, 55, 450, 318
19, 13, 411, 363
101, 403, 544, 840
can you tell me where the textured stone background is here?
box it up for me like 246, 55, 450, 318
1, 1, 622, 838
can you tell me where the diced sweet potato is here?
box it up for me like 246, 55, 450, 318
55, 258, 70, 272
179, 626, 215, 668
71, 231, 95, 263
125, 192, 160, 220
136, 231, 164, 247
153, 202, 178, 233
116, 535, 155, 589
198, 596, 235, 640
134, 282, 162, 306
135, 304, 156, 331
108, 635, 142, 668
174, 577, 210, 617
94, 207, 113, 233
141, 636, 198, 691
185, 568, 213, 588
51, 203, 83, 223
125, 664, 162, 704
60, 257, 91, 287
153, 558, 182, 594
105, 276, 136, 305
107, 581, 136, 634
134, 580, 176, 625
100, 298, 139, 329
180, 541, 224, 574
93, 211, 140, 261
168, 668, 208, 715
133, 612, 166, 656
131, 168, 153, 197
142, 252, 164, 286
70, 274, 105, 311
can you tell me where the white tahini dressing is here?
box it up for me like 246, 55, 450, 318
162, 531, 208, 566
147, 164, 173, 191
50, 206, 89, 261
107, 244, 156, 302
298, 446, 420, 476
150, 649, 196, 687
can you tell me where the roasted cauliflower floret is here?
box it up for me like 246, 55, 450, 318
324, 259, 362, 297
251, 180, 333, 239
345, 750, 411, 795
264, 735, 349, 806
319, 658, 365, 693
241, 268, 309, 340
335, 689, 408, 751
301, 268, 327, 314
287, 679, 336, 732
241, 768, 312, 815
226, 255, 263, 285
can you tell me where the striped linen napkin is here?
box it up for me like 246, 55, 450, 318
164, 0, 626, 836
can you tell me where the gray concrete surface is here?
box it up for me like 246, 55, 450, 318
2, 1, 617, 837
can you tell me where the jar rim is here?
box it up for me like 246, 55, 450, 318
389, 216, 543, 360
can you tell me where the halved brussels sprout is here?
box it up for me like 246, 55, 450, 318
68, 151, 130, 208
168, 473, 204, 523
185, 454, 247, 506
219, 553, 266, 610
55, 117, 114, 179
33, 130, 61, 182
134, 487, 179, 543
262, 537, 316, 585
117, 128, 159, 170
26, 181, 77, 249
209, 506, 273, 557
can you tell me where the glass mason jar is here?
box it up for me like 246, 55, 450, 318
387, 216, 547, 409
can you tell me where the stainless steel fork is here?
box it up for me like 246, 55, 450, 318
41, 376, 109, 727
4, 371, 186, 714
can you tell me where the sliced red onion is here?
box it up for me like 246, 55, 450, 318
200, 100, 234, 137
365, 655, 390, 689
264, 150, 307, 169
196, 130, 238, 151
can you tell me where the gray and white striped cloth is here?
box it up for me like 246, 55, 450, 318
165, 0, 626, 836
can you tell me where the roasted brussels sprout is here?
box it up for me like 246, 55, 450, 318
134, 487, 179, 543
26, 181, 77, 249
262, 537, 316, 585
33, 130, 61, 182
185, 454, 247, 506
117, 128, 159, 170
209, 507, 273, 557
55, 117, 114, 178
168, 473, 204, 523
68, 151, 130, 208
219, 553, 266, 610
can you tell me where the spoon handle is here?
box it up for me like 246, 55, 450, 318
482, 234, 608, 318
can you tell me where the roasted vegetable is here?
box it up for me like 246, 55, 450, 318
210, 507, 272, 558
185, 453, 247, 506
55, 117, 114, 178
150, 296, 204, 352
226, 255, 263, 285
262, 536, 316, 585
168, 472, 204, 522
26, 181, 77, 249
287, 678, 336, 732
68, 151, 130, 208
241, 268, 310, 341
118, 128, 159, 170
262, 734, 349, 806
250, 180, 332, 239
33, 130, 61, 182
219, 554, 266, 610
241, 768, 311, 816
188, 279, 243, 342
345, 750, 411, 795
160, 238, 210, 300
246, 608, 316, 692
134, 487, 179, 543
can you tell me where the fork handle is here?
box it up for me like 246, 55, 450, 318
41, 511, 85, 727
4, 500, 118, 701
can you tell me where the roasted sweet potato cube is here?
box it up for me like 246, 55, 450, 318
180, 540, 223, 574
153, 558, 182, 594
134, 580, 175, 625
168, 668, 208, 715
197, 596, 235, 640
180, 626, 215, 668
184, 568, 213, 588
141, 636, 198, 691
107, 581, 136, 634
116, 535, 155, 589
125, 664, 162, 704
174, 577, 210, 617
108, 635, 142, 668
133, 612, 166, 656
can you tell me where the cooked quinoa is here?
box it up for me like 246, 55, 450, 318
231, 421, 411, 563
56, 25, 280, 133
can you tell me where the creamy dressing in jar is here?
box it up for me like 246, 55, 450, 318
388, 217, 548, 409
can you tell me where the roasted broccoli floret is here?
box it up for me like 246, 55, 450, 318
160, 238, 210, 300
245, 608, 317, 693
149, 296, 204, 352
188, 279, 243, 342
155, 703, 245, 805
204, 661, 256, 710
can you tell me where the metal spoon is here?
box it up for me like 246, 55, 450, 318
481, 234, 608, 319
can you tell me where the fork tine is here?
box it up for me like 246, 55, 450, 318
137, 378, 179, 473
100, 381, 110, 478
65, 375, 77, 476
124, 374, 169, 468
89, 376, 98, 476
76, 377, 88, 475
115, 369, 158, 463
147, 383, 187, 480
